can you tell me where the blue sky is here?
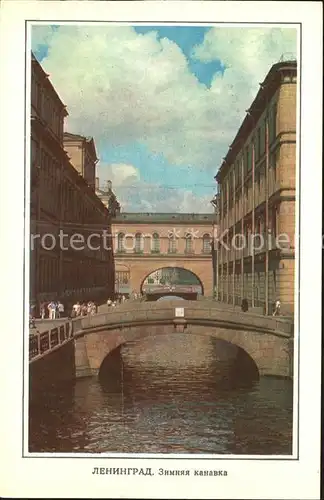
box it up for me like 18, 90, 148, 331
32, 24, 296, 212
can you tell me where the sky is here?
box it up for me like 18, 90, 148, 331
32, 25, 297, 213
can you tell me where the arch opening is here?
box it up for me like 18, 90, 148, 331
141, 266, 204, 296
98, 334, 259, 391
156, 295, 186, 301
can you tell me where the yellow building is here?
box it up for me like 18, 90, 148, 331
63, 132, 98, 190
215, 59, 297, 316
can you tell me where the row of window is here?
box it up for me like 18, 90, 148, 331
115, 271, 130, 284
222, 156, 278, 221
32, 139, 108, 226
223, 151, 278, 207
220, 103, 278, 202
220, 207, 278, 239
36, 256, 112, 294
116, 233, 212, 254
31, 73, 64, 142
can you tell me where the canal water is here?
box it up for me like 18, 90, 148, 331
29, 335, 293, 455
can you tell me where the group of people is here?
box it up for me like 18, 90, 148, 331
71, 301, 97, 317
240, 298, 281, 316
106, 294, 127, 308
29, 300, 65, 328
41, 301, 65, 320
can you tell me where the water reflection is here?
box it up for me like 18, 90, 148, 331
29, 335, 293, 454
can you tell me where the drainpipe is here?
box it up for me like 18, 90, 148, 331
240, 155, 244, 301
265, 115, 269, 315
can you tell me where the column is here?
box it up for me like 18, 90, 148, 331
240, 156, 244, 301
220, 185, 224, 302
265, 115, 269, 315
252, 140, 255, 307
232, 166, 236, 305
226, 175, 229, 303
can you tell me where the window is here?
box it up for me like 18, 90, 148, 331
116, 271, 130, 284
151, 232, 160, 253
31, 139, 39, 165
117, 233, 125, 253
270, 206, 277, 237
269, 103, 277, 143
260, 119, 266, 155
256, 127, 261, 160
36, 83, 42, 113
135, 233, 143, 253
234, 159, 240, 188
185, 234, 193, 253
243, 146, 251, 177
202, 234, 211, 253
247, 144, 252, 171
168, 234, 177, 253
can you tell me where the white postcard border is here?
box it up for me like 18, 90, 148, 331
0, 1, 322, 499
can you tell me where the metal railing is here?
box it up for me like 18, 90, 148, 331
29, 321, 73, 361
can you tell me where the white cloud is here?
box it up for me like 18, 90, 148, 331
33, 25, 297, 170
98, 163, 140, 187
32, 25, 296, 212
32, 25, 236, 169
97, 162, 214, 213
193, 27, 297, 112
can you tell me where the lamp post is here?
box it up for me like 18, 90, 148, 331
210, 191, 220, 299
115, 276, 119, 300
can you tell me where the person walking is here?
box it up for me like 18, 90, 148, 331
47, 301, 56, 320
40, 302, 46, 320
29, 302, 36, 328
241, 298, 249, 313
107, 298, 112, 307
273, 299, 281, 316
57, 301, 64, 318
72, 301, 81, 317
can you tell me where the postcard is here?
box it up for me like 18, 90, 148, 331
0, 1, 322, 498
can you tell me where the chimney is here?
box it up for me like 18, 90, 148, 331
95, 177, 99, 190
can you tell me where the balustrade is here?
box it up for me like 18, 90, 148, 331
29, 320, 73, 360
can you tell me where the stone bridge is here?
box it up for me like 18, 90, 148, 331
29, 301, 294, 389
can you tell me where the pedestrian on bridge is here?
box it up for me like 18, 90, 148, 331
57, 301, 64, 318
40, 302, 46, 319
273, 299, 281, 316
241, 298, 249, 312
47, 301, 56, 320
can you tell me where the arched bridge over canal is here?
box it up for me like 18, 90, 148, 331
29, 301, 294, 390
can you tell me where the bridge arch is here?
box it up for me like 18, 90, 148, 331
98, 331, 260, 385
140, 266, 204, 295
75, 309, 292, 379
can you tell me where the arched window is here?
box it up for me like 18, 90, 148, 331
185, 234, 193, 254
152, 233, 160, 253
168, 234, 177, 254
202, 233, 211, 253
117, 233, 125, 253
135, 233, 143, 253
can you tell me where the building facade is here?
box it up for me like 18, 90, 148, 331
112, 213, 217, 296
30, 54, 115, 307
214, 60, 297, 315
95, 179, 121, 217
63, 132, 98, 189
